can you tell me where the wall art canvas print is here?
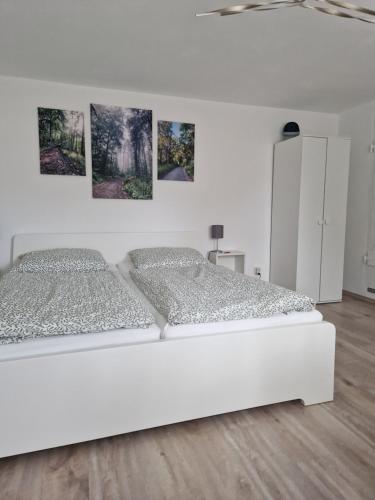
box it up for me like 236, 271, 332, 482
157, 121, 195, 181
91, 104, 152, 200
38, 107, 86, 175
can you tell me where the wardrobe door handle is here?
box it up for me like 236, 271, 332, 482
317, 220, 324, 225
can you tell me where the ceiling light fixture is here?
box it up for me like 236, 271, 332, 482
196, 0, 375, 24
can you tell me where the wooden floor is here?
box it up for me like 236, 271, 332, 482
1, 296, 374, 500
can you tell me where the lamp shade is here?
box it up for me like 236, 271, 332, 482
211, 225, 224, 239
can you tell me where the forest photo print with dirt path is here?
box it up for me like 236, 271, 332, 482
91, 104, 152, 200
38, 107, 86, 176
158, 121, 195, 181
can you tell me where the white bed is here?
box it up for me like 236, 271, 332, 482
0, 231, 336, 459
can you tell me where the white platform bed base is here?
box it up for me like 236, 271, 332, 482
0, 232, 336, 458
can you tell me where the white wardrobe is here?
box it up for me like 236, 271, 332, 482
270, 135, 351, 303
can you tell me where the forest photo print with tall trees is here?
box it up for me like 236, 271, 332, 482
38, 107, 86, 176
158, 121, 195, 181
90, 104, 152, 200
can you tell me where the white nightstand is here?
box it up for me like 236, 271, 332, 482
208, 251, 245, 274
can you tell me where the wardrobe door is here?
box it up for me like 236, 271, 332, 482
320, 137, 351, 302
296, 137, 327, 301
270, 137, 302, 290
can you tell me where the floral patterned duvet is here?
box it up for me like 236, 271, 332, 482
0, 269, 154, 344
130, 262, 315, 325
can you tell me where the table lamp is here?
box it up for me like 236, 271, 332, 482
211, 225, 224, 253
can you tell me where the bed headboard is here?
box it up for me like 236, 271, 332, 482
12, 231, 202, 264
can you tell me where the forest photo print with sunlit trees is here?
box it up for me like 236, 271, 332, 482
38, 107, 86, 176
158, 121, 195, 181
90, 104, 152, 200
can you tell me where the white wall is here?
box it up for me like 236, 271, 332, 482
0, 76, 338, 274
339, 100, 375, 299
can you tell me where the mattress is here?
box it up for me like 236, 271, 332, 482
162, 310, 323, 339
117, 261, 323, 340
0, 325, 161, 362
130, 260, 316, 326
0, 265, 160, 361
0, 264, 155, 344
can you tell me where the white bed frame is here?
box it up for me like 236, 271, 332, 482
0, 232, 336, 458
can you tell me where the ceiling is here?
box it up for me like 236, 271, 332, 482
1, 0, 375, 113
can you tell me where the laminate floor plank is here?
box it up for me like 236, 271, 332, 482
0, 297, 374, 499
